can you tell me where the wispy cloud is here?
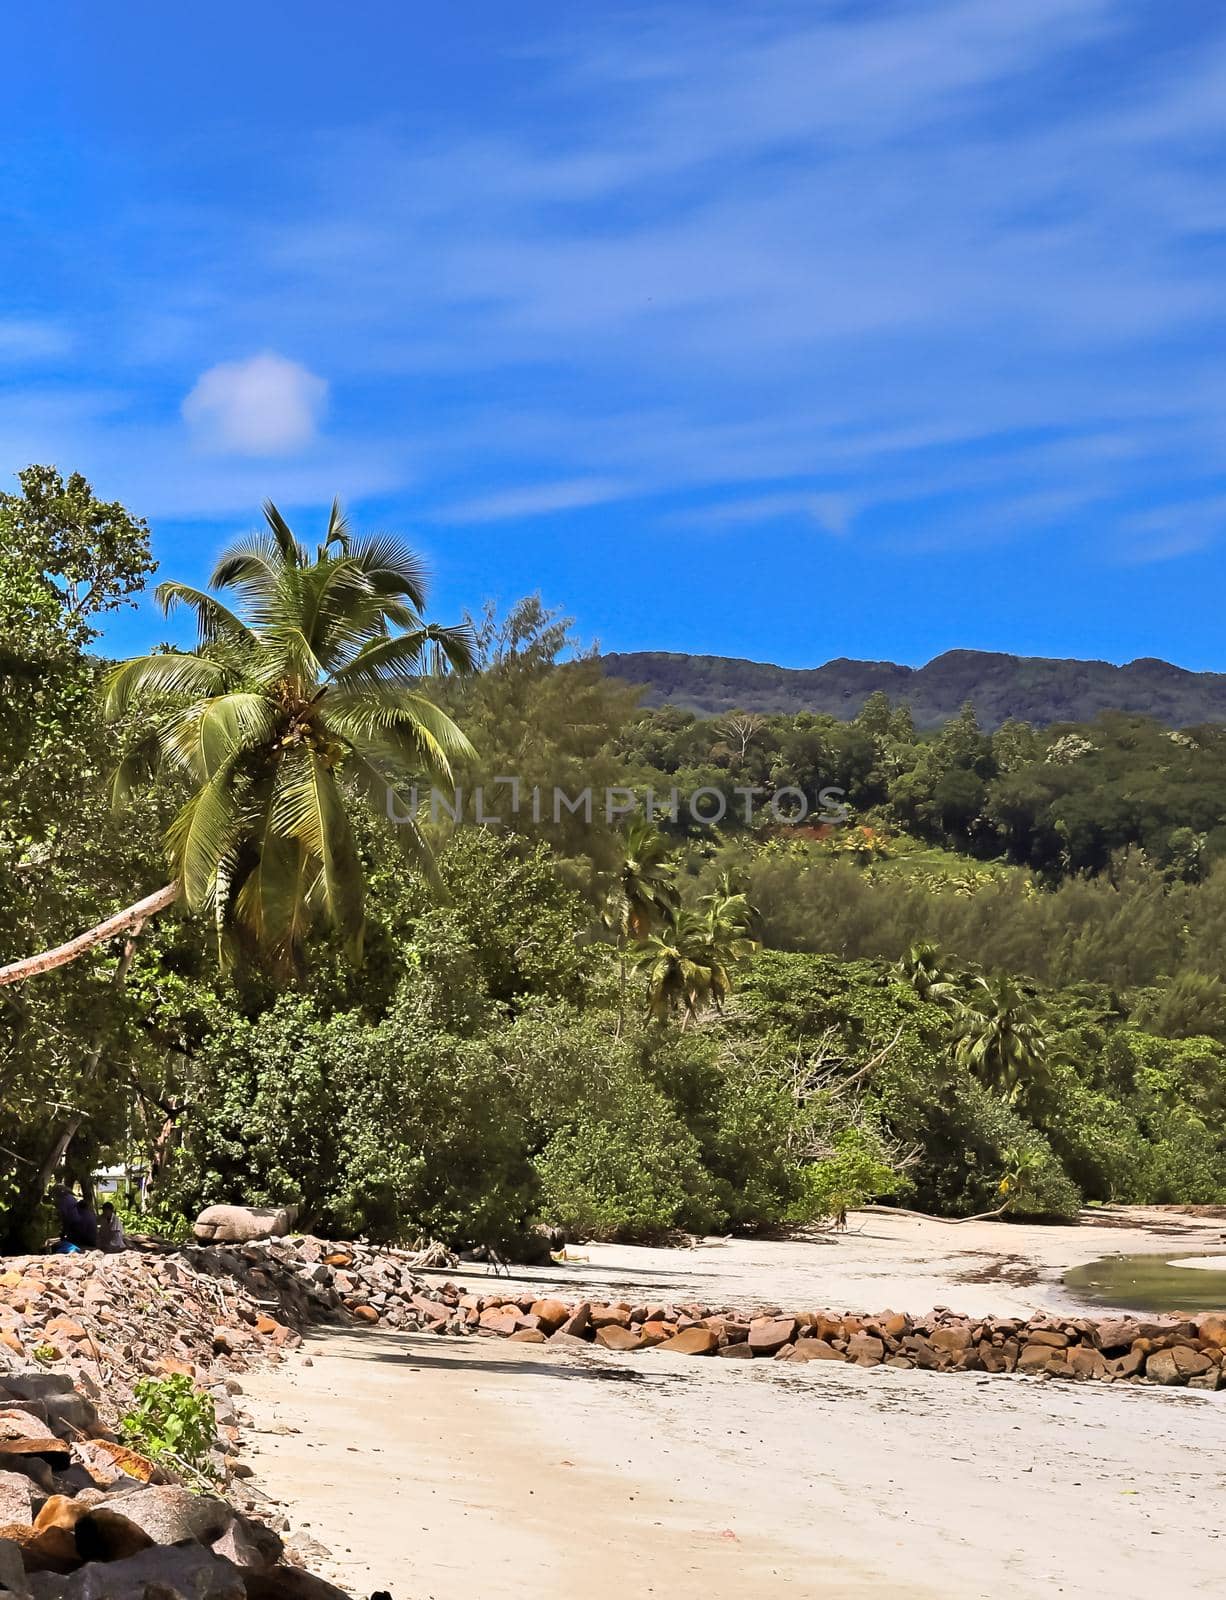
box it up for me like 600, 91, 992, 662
438, 477, 630, 523
12, 0, 1226, 572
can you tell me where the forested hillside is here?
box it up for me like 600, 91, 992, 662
600, 648, 1226, 728
5, 468, 1226, 1256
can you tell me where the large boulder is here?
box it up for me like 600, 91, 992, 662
193, 1206, 299, 1245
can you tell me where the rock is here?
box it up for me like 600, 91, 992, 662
786, 1338, 845, 1363
1093, 1317, 1141, 1353
0, 1538, 25, 1595
242, 1569, 352, 1598
193, 1205, 299, 1244
1195, 1314, 1226, 1349
210, 1512, 283, 1570
477, 1309, 521, 1337
556, 1304, 592, 1340
747, 1317, 796, 1357
70, 1507, 155, 1564
930, 1325, 972, 1356
507, 1328, 548, 1344
847, 1332, 885, 1366
0, 1469, 33, 1524
545, 1332, 591, 1349
590, 1305, 632, 1331
637, 1322, 673, 1348
529, 1300, 569, 1335
1188, 1369, 1223, 1391
1068, 1347, 1108, 1381
58, 1545, 247, 1598
717, 1342, 755, 1359
101, 1486, 232, 1547
1145, 1348, 1187, 1385
595, 1326, 642, 1352
1017, 1343, 1062, 1373
658, 1328, 718, 1356
1023, 1328, 1069, 1349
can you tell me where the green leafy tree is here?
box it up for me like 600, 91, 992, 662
102, 500, 475, 972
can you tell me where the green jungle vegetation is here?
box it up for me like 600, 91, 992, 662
4, 465, 1226, 1253
601, 647, 1226, 728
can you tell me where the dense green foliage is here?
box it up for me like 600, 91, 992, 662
120, 1374, 217, 1476
4, 468, 1226, 1254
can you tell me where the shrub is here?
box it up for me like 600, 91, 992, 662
120, 1375, 217, 1477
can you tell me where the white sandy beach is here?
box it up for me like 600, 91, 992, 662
241, 1210, 1226, 1599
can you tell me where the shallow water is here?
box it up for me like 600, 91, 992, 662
1064, 1252, 1226, 1314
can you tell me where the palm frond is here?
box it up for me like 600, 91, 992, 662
159, 692, 279, 782
269, 749, 365, 958
164, 760, 245, 911
156, 583, 259, 652
103, 653, 233, 721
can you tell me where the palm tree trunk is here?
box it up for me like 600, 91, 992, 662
0, 883, 178, 988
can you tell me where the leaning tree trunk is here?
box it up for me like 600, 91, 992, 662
29, 921, 153, 1232
0, 883, 178, 988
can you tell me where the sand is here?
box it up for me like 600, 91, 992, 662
240, 1209, 1226, 1599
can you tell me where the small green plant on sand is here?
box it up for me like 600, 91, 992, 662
119, 1374, 217, 1477
31, 1343, 57, 1365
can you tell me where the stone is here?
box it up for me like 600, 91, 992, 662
242, 1568, 352, 1598
529, 1299, 569, 1334
1188, 1369, 1223, 1392
1018, 1343, 1061, 1373
787, 1338, 845, 1363
1023, 1328, 1069, 1349
101, 1485, 233, 1547
1144, 1348, 1190, 1385
930, 1325, 972, 1356
717, 1342, 755, 1359
1195, 1314, 1226, 1350
847, 1332, 885, 1365
58, 1545, 247, 1598
1093, 1317, 1141, 1353
747, 1317, 796, 1357
0, 1469, 33, 1524
546, 1332, 591, 1349
193, 1204, 299, 1244
637, 1322, 673, 1348
557, 1303, 592, 1340
658, 1328, 718, 1356
478, 1309, 521, 1337
590, 1305, 632, 1331
1068, 1347, 1108, 1381
595, 1326, 642, 1352
0, 1538, 24, 1595
506, 1328, 547, 1344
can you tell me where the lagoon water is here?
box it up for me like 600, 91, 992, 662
1065, 1252, 1226, 1314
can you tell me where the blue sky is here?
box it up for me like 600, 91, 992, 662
5, 0, 1226, 669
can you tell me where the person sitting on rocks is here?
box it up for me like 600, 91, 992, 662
97, 1201, 126, 1252
73, 1191, 99, 1249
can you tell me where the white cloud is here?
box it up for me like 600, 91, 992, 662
181, 351, 327, 456
439, 477, 629, 522
0, 319, 71, 361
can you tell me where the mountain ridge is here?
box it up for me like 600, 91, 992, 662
598, 648, 1226, 729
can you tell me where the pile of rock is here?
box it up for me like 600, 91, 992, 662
0, 1367, 348, 1597
462, 1295, 1226, 1389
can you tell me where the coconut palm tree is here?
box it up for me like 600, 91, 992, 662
895, 942, 961, 1009
631, 896, 758, 1027
601, 820, 679, 1028
0, 500, 475, 983
954, 974, 1049, 1101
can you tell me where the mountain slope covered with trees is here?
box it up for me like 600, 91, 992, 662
600, 648, 1226, 728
